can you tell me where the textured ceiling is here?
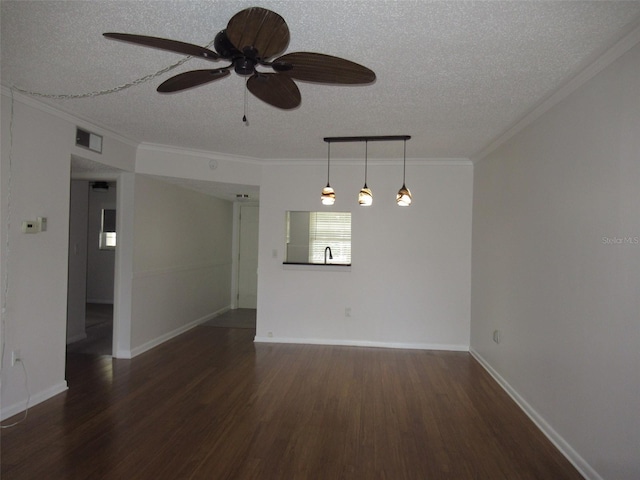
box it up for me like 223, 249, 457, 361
2, 0, 640, 164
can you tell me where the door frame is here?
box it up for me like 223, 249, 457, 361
231, 201, 259, 309
68, 166, 134, 359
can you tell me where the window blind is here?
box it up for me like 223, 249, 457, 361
309, 212, 351, 263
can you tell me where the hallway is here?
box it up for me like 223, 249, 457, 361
66, 303, 113, 356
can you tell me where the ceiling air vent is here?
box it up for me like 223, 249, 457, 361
76, 127, 103, 154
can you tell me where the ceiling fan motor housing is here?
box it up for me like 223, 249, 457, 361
234, 57, 257, 75
213, 30, 239, 59
214, 30, 258, 75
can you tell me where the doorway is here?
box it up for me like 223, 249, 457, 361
66, 179, 116, 356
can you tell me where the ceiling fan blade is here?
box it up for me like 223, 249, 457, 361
103, 33, 220, 61
226, 7, 290, 59
246, 73, 300, 110
274, 52, 376, 84
157, 69, 230, 93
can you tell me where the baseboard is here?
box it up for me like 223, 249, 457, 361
114, 348, 133, 359
1, 381, 68, 422
254, 336, 469, 352
127, 306, 231, 359
66, 332, 87, 344
469, 348, 603, 480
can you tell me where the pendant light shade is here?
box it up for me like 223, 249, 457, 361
358, 141, 373, 206
321, 142, 336, 205
396, 185, 412, 206
396, 139, 412, 206
321, 185, 336, 205
358, 185, 373, 206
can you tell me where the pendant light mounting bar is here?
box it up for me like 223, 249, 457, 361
323, 135, 410, 143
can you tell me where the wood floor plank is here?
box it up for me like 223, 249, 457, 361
1, 327, 583, 479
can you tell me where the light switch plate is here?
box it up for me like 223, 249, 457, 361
22, 221, 39, 233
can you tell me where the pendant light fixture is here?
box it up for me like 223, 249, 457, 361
322, 135, 410, 206
358, 140, 373, 206
320, 141, 336, 205
396, 139, 412, 206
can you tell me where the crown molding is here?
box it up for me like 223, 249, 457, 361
472, 19, 640, 163
137, 142, 264, 166
137, 142, 471, 167
264, 157, 472, 167
2, 85, 472, 168
1, 85, 139, 148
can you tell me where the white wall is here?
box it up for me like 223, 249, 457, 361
66, 180, 89, 343
113, 172, 135, 358
129, 175, 233, 355
257, 160, 473, 349
471, 42, 640, 480
0, 90, 136, 419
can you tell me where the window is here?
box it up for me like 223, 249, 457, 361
308, 212, 351, 264
285, 211, 352, 264
99, 208, 116, 250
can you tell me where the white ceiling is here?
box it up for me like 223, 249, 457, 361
2, 1, 640, 165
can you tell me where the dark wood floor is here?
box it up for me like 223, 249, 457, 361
1, 326, 583, 479
66, 303, 114, 356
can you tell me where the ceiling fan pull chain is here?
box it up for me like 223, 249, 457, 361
243, 77, 249, 126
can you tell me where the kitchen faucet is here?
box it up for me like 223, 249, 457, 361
324, 246, 333, 264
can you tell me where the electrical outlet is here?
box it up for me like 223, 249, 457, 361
11, 349, 21, 366
345, 307, 352, 318
493, 330, 502, 344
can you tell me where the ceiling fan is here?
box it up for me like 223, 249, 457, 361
104, 6, 376, 110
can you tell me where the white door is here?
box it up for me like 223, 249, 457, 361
237, 205, 259, 308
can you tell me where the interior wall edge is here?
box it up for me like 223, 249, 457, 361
471, 19, 640, 164
128, 305, 232, 359
469, 348, 603, 480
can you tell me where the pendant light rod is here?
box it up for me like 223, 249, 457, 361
364, 140, 368, 184
402, 139, 407, 183
396, 138, 412, 206
358, 140, 373, 206
323, 135, 410, 143
326, 141, 331, 183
